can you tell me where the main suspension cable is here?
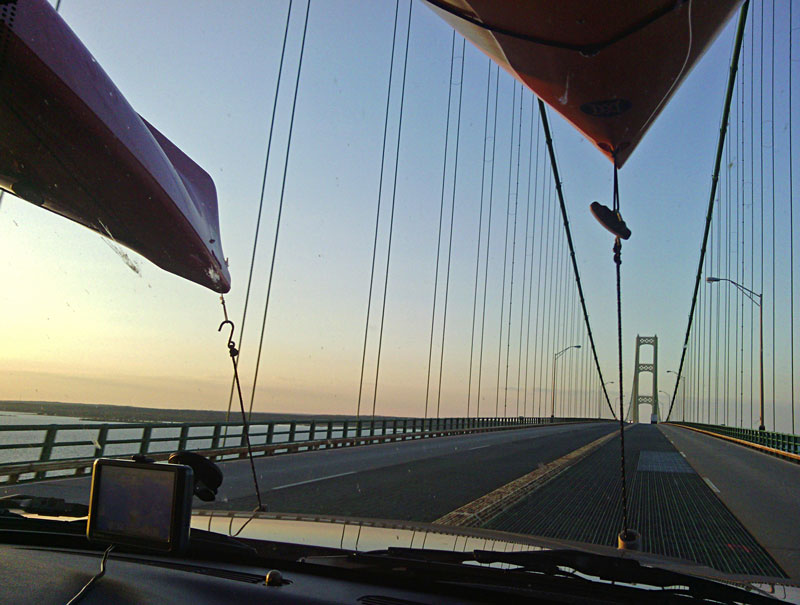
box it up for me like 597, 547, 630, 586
537, 100, 616, 418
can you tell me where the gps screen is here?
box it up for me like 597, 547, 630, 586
95, 464, 176, 542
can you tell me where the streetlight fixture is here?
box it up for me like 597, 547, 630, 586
551, 345, 581, 419
666, 370, 686, 422
706, 276, 764, 431
657, 390, 670, 424
599, 381, 614, 419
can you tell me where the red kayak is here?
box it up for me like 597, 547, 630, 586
425, 0, 743, 166
0, 0, 230, 292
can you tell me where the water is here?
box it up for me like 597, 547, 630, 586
0, 411, 396, 465
0, 411, 120, 465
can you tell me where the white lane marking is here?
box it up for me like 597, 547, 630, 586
703, 477, 720, 493
271, 470, 356, 491
469, 445, 491, 451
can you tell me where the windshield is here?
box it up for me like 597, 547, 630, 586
1, 0, 799, 597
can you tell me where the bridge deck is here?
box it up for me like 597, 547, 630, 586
1, 422, 616, 519
210, 421, 616, 520
483, 424, 791, 579
6, 421, 798, 581
660, 423, 800, 580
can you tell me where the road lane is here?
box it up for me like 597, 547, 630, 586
660, 424, 800, 579
0, 422, 617, 524
484, 424, 786, 578
210, 421, 618, 521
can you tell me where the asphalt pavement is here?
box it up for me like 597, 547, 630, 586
2, 422, 617, 524
209, 421, 618, 520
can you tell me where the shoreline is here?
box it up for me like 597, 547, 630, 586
0, 400, 396, 424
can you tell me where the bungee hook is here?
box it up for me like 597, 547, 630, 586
218, 319, 238, 358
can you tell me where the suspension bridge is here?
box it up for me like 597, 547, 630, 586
2, 0, 800, 591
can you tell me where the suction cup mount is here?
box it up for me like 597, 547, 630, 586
168, 451, 223, 502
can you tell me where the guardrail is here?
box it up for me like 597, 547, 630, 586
0, 416, 599, 485
670, 421, 800, 463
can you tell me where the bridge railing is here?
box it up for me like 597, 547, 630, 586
0, 416, 598, 485
671, 421, 800, 461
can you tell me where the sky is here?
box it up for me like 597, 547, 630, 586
1, 1, 797, 431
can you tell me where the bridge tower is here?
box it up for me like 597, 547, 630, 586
630, 335, 658, 423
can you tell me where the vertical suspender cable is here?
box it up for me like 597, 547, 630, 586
555, 232, 567, 415
476, 65, 501, 417
749, 12, 756, 428
790, 0, 796, 433
247, 0, 311, 418
714, 156, 720, 424
758, 0, 765, 428
504, 86, 523, 416
736, 44, 743, 427
726, 121, 732, 426
356, 0, 400, 418
495, 82, 517, 416
739, 43, 746, 427
435, 37, 466, 418
769, 0, 776, 431
532, 131, 549, 416
230, 0, 292, 422
538, 165, 554, 416
538, 100, 615, 417
519, 96, 538, 416
513, 92, 529, 417
371, 0, 413, 417
466, 59, 493, 417
423, 29, 455, 419
734, 76, 741, 427
665, 1, 750, 421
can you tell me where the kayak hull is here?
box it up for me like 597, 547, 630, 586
0, 0, 230, 292
426, 0, 744, 166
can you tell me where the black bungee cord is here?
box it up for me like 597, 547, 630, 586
219, 297, 264, 513
590, 156, 634, 546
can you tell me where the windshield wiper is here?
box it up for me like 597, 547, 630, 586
345, 547, 782, 604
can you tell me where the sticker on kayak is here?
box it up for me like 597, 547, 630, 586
580, 99, 632, 118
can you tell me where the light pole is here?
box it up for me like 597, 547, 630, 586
599, 381, 614, 419
658, 390, 670, 424
551, 345, 581, 419
666, 370, 685, 422
706, 276, 764, 431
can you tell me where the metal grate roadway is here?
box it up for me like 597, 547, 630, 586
485, 425, 786, 577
